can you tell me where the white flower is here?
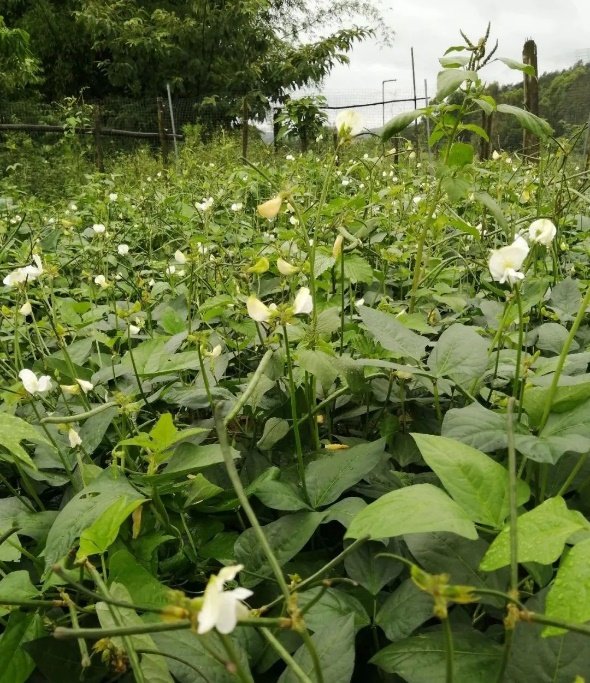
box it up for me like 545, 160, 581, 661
409, 151, 416, 160
76, 378, 94, 393
197, 565, 253, 635
129, 324, 141, 335
19, 369, 53, 395
355, 298, 365, 308
19, 301, 32, 316
231, 202, 243, 212
488, 236, 529, 286
247, 296, 272, 323
92, 223, 106, 234
209, 344, 222, 358
289, 215, 299, 226
196, 197, 214, 212
68, 428, 82, 448
293, 287, 313, 315
341, 178, 350, 186
528, 219, 556, 247
174, 250, 187, 264
3, 255, 44, 288
492, 150, 501, 160
277, 258, 299, 276
286, 154, 295, 161
94, 274, 108, 288
117, 244, 129, 256
166, 265, 176, 276
335, 110, 363, 137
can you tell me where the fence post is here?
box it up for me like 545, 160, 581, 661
480, 110, 493, 160
242, 99, 249, 160
93, 105, 104, 172
273, 107, 281, 153
523, 38, 540, 160
156, 97, 169, 166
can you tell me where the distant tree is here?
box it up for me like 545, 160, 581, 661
0, 14, 40, 97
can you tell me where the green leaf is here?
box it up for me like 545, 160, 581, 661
544, 538, 590, 636
371, 627, 502, 682
184, 474, 224, 507
436, 69, 478, 100
0, 570, 40, 617
0, 413, 51, 469
404, 533, 508, 607
438, 55, 470, 68
497, 103, 553, 138
0, 612, 45, 683
234, 512, 325, 587
473, 191, 508, 229
506, 590, 590, 681
160, 442, 239, 480
497, 57, 536, 77
108, 549, 170, 607
549, 277, 581, 322
480, 497, 590, 570
256, 417, 290, 450
474, 96, 496, 115
44, 469, 145, 571
447, 142, 474, 167
458, 122, 490, 141
297, 349, 339, 394
278, 614, 355, 683
305, 439, 386, 508
343, 254, 373, 283
376, 579, 436, 641
382, 109, 425, 141
23, 637, 106, 683
539, 397, 590, 457
77, 497, 144, 560
343, 540, 403, 594
97, 583, 173, 683
253, 479, 311, 511
346, 484, 478, 541
298, 587, 370, 633
359, 305, 428, 361
427, 324, 488, 389
523, 383, 590, 429
323, 497, 366, 528
411, 434, 530, 527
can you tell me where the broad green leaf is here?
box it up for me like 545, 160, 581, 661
371, 627, 502, 682
76, 497, 144, 560
436, 68, 478, 100
0, 612, 45, 683
497, 103, 553, 138
256, 417, 289, 450
184, 474, 224, 507
540, 397, 590, 457
298, 587, 370, 633
23, 637, 106, 683
506, 591, 590, 681
497, 57, 536, 76
0, 413, 52, 469
523, 383, 590, 429
480, 497, 590, 570
404, 533, 508, 607
79, 406, 118, 455
528, 322, 576, 354
278, 614, 355, 683
323, 497, 366, 528
447, 142, 474, 167
438, 54, 469, 68
382, 109, 424, 141
297, 349, 339, 394
474, 96, 496, 115
343, 254, 373, 283
343, 540, 403, 594
458, 122, 490, 141
305, 439, 386, 508
44, 469, 145, 571
376, 579, 436, 641
0, 570, 40, 617
109, 549, 169, 607
359, 305, 428, 361
254, 479, 310, 511
549, 277, 581, 322
411, 434, 530, 527
160, 442, 239, 480
473, 191, 508, 229
346, 484, 478, 541
234, 512, 325, 587
427, 324, 488, 389
97, 583, 173, 683
544, 538, 590, 636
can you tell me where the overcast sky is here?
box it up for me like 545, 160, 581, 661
316, 0, 590, 126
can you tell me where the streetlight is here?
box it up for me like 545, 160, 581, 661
382, 79, 397, 126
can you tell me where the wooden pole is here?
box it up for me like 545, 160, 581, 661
156, 97, 168, 166
273, 107, 281, 153
523, 38, 540, 160
93, 105, 104, 172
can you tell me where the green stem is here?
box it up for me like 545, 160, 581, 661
282, 324, 308, 501
511, 285, 524, 399
214, 407, 291, 605
443, 617, 454, 683
556, 452, 589, 497
260, 628, 313, 683
506, 398, 519, 595
218, 633, 254, 683
40, 401, 118, 424
224, 350, 274, 427
54, 620, 191, 640
339, 253, 345, 355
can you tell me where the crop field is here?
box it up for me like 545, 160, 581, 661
2, 47, 590, 683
